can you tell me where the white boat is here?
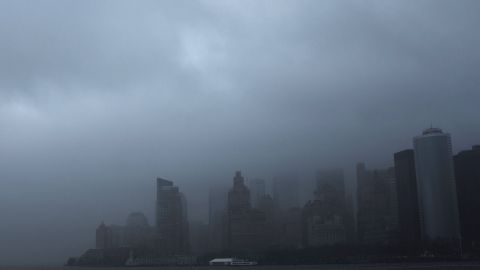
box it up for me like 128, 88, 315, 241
209, 258, 258, 266
230, 259, 258, 266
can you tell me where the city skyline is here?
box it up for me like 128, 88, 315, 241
0, 0, 480, 265
73, 126, 479, 266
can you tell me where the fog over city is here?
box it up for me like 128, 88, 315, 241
0, 0, 479, 265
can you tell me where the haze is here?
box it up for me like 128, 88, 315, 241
0, 0, 479, 265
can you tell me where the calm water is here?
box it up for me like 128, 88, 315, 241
5, 263, 480, 270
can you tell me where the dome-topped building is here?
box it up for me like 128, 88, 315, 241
422, 127, 443, 135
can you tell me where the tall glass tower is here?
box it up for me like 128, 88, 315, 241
413, 128, 460, 242
155, 178, 190, 254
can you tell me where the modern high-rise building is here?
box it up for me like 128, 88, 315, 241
155, 178, 190, 254
273, 172, 299, 210
315, 169, 355, 242
356, 163, 399, 245
248, 178, 266, 208
454, 145, 480, 251
394, 149, 421, 248
413, 128, 460, 243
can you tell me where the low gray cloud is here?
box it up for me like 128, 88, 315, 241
0, 0, 479, 264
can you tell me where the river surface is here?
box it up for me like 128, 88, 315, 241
4, 262, 480, 270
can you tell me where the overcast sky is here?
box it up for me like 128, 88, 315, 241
0, 0, 479, 264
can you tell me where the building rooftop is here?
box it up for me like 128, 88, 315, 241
157, 177, 173, 186
422, 127, 443, 135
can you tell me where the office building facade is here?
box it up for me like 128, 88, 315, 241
155, 178, 190, 254
413, 128, 460, 243
356, 163, 399, 245
454, 145, 480, 251
394, 149, 421, 248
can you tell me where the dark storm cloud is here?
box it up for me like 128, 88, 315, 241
0, 0, 480, 264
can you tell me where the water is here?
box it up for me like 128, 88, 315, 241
5, 263, 480, 270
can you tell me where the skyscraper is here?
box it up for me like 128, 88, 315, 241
227, 171, 266, 251
155, 178, 190, 254
356, 163, 399, 245
248, 178, 266, 208
273, 172, 299, 210
394, 149, 421, 248
413, 128, 460, 243
454, 145, 480, 251
303, 171, 347, 247
228, 171, 251, 211
96, 222, 113, 249
315, 169, 354, 242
